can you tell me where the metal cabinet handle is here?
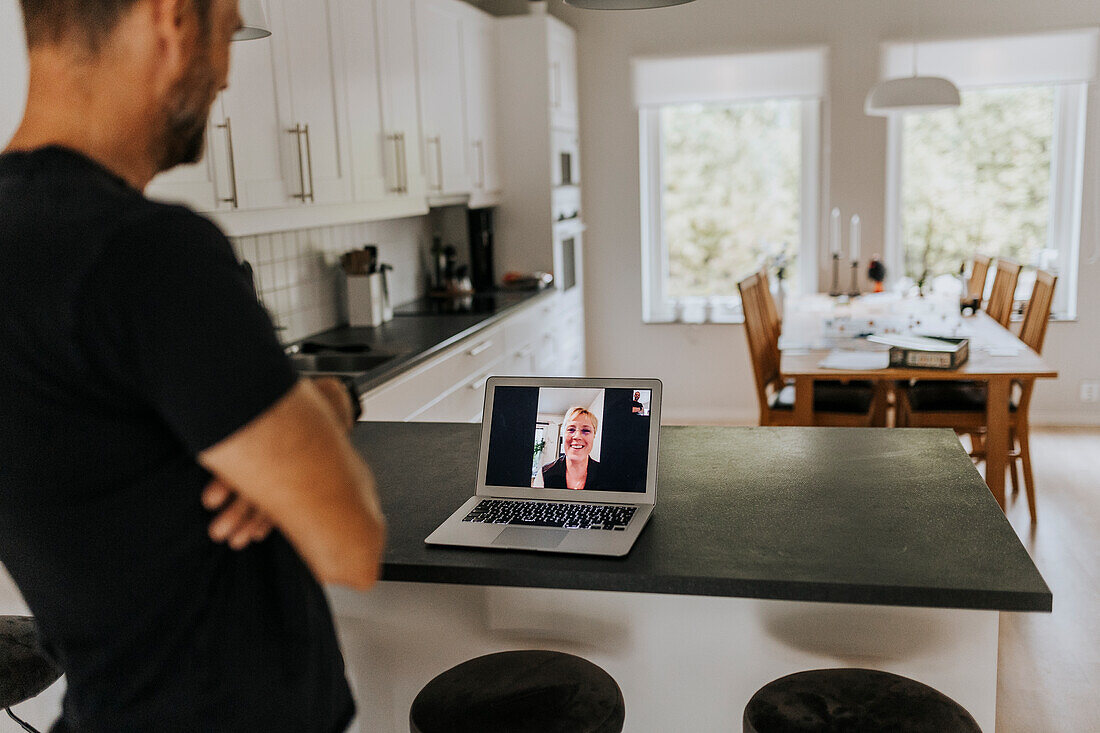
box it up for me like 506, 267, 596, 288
397, 132, 408, 194
551, 62, 561, 109
467, 340, 493, 357
469, 373, 491, 391
515, 345, 534, 358
288, 124, 308, 202
216, 117, 239, 209
386, 133, 402, 194
473, 140, 485, 189
426, 136, 443, 191
302, 123, 315, 203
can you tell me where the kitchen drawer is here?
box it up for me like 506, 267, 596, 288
409, 362, 498, 422
359, 325, 505, 420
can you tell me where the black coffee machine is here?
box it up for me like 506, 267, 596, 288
466, 207, 495, 292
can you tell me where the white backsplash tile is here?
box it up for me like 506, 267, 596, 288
230, 216, 432, 344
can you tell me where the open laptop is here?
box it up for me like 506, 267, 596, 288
425, 376, 662, 557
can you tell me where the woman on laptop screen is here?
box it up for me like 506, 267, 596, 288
541, 407, 601, 490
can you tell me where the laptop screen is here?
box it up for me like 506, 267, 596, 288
484, 385, 654, 493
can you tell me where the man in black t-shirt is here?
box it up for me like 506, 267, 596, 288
0, 1, 386, 731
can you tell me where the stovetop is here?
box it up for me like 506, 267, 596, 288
393, 290, 533, 316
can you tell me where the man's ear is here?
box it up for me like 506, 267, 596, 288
146, 0, 199, 91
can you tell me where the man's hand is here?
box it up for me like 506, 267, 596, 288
203, 479, 274, 550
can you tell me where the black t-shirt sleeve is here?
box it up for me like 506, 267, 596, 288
78, 205, 297, 454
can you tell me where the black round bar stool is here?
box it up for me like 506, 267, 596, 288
1, 616, 63, 733
410, 650, 625, 733
744, 668, 982, 732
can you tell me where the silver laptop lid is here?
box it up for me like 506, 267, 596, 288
476, 376, 662, 506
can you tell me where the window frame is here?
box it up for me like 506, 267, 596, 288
884, 83, 1087, 320
639, 98, 822, 323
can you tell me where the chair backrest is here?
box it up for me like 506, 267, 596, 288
738, 271, 782, 418
984, 259, 1022, 328
1018, 269, 1057, 354
968, 255, 991, 300
757, 270, 781, 345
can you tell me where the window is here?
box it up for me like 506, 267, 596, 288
634, 49, 825, 322
883, 30, 1096, 318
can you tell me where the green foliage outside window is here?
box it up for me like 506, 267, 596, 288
902, 86, 1054, 281
661, 100, 802, 298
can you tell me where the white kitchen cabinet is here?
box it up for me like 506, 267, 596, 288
460, 6, 501, 207
376, 0, 429, 206
548, 22, 579, 131
266, 0, 353, 206
414, 0, 469, 202
331, 0, 427, 217
0, 0, 27, 148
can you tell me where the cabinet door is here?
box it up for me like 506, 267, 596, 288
267, 0, 353, 206
330, 0, 387, 202
0, 0, 28, 148
548, 24, 578, 130
462, 12, 500, 198
415, 0, 468, 197
217, 27, 289, 209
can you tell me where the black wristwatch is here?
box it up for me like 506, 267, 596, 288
340, 376, 363, 422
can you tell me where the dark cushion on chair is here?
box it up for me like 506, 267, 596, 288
743, 668, 981, 733
772, 381, 876, 414
907, 380, 1017, 413
0, 616, 63, 709
410, 650, 625, 733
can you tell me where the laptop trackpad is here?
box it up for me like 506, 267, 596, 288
492, 527, 568, 549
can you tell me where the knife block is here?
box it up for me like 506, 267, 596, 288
347, 272, 392, 327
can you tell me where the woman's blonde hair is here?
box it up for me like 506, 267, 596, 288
563, 406, 598, 432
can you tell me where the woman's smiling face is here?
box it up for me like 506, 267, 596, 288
562, 414, 596, 460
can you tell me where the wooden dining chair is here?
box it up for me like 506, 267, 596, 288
984, 259, 1022, 327
897, 270, 1057, 522
738, 271, 883, 427
968, 254, 991, 302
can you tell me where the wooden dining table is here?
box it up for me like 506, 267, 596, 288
778, 293, 1057, 509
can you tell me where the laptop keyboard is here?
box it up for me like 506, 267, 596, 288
463, 499, 637, 530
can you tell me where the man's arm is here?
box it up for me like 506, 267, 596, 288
197, 379, 386, 589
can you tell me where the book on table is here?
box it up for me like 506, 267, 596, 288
866, 334, 970, 369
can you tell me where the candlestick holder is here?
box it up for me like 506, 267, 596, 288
829, 253, 843, 296
848, 260, 861, 297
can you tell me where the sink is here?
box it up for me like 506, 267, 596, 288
288, 352, 396, 373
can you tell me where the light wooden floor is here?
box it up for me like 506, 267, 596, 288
993, 427, 1100, 732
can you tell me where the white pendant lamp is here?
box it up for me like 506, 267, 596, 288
864, 74, 960, 116
233, 0, 271, 41
561, 0, 696, 9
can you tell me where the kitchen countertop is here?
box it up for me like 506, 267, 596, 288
297, 288, 554, 394
351, 422, 1052, 612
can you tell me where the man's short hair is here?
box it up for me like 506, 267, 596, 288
19, 0, 210, 53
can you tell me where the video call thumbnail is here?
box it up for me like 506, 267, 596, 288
484, 386, 653, 492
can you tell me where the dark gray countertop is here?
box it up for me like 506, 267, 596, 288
351, 422, 1051, 612
299, 289, 553, 393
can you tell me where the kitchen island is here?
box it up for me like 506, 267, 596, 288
331, 423, 1049, 732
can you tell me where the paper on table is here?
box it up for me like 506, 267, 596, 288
818, 349, 890, 370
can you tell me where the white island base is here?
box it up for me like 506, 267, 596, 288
330, 581, 999, 733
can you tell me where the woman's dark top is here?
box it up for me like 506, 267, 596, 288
542, 456, 601, 490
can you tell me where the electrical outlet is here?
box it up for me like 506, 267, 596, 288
1081, 381, 1100, 403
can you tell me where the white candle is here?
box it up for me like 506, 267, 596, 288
849, 214, 861, 262
830, 208, 841, 255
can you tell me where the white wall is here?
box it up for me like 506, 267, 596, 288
552, 0, 1100, 425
